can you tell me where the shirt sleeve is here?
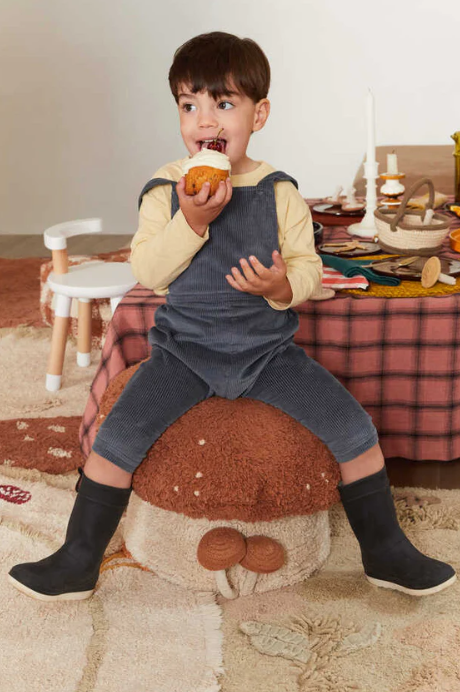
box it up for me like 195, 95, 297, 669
264, 181, 323, 310
130, 181, 209, 293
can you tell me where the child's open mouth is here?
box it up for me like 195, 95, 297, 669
199, 139, 227, 154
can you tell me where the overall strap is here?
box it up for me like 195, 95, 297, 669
256, 170, 299, 191
138, 177, 177, 210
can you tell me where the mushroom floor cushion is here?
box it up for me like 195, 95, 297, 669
96, 360, 342, 597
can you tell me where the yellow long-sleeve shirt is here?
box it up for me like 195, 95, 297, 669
130, 158, 322, 310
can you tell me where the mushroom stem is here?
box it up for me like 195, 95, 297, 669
438, 273, 456, 285
197, 527, 247, 599
239, 569, 259, 597
215, 570, 238, 599
422, 209, 435, 225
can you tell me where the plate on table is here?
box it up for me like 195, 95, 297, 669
313, 203, 366, 217
367, 255, 460, 281
313, 221, 324, 246
443, 202, 460, 217
318, 241, 382, 258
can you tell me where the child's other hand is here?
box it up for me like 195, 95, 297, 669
225, 251, 293, 303
177, 176, 233, 237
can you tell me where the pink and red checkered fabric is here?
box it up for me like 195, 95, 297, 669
79, 202, 460, 462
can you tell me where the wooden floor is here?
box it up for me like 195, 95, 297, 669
385, 457, 460, 490
3, 235, 460, 489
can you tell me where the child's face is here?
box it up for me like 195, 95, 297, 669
177, 81, 269, 174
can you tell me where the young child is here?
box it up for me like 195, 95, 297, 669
9, 31, 455, 601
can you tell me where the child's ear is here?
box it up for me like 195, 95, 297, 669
252, 99, 270, 133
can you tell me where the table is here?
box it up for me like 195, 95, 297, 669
79, 201, 460, 463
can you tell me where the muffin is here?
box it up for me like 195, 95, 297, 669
183, 149, 231, 196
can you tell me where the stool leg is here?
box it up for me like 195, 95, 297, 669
46, 293, 72, 391
77, 299, 92, 367
110, 295, 123, 315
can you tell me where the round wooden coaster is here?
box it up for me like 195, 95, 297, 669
421, 256, 441, 288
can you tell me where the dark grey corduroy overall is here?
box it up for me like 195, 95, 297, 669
93, 170, 378, 473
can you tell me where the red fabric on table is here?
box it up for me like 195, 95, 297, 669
79, 201, 460, 462
322, 267, 369, 290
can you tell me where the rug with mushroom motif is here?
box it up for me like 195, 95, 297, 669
0, 324, 225, 692
219, 489, 460, 692
3, 457, 460, 692
2, 286, 460, 691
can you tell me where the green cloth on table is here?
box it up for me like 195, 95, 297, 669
319, 254, 401, 286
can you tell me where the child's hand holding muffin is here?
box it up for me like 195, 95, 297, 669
177, 147, 233, 236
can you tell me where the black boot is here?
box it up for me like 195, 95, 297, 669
8, 468, 132, 601
338, 466, 456, 596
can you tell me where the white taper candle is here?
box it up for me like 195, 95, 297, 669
366, 89, 375, 164
387, 152, 398, 174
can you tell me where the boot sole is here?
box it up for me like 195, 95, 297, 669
8, 575, 94, 601
366, 572, 457, 596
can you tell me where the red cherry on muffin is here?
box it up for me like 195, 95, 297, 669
207, 128, 225, 153
207, 140, 224, 152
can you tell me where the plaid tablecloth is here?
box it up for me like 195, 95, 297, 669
79, 201, 460, 462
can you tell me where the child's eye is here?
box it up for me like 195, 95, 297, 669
218, 101, 234, 110
181, 103, 196, 112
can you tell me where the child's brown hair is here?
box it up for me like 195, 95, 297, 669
169, 32, 270, 104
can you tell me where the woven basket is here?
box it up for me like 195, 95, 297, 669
374, 177, 451, 255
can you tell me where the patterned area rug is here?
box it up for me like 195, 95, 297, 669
2, 258, 460, 691
0, 258, 46, 328
1, 466, 223, 692
0, 326, 96, 471
219, 494, 460, 692
0, 314, 224, 691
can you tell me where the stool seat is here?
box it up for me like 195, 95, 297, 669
98, 360, 341, 597
48, 262, 136, 300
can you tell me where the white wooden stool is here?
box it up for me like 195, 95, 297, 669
44, 218, 137, 392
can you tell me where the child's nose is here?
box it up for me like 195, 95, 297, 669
197, 109, 219, 129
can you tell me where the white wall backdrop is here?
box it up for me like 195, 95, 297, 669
0, 0, 458, 235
